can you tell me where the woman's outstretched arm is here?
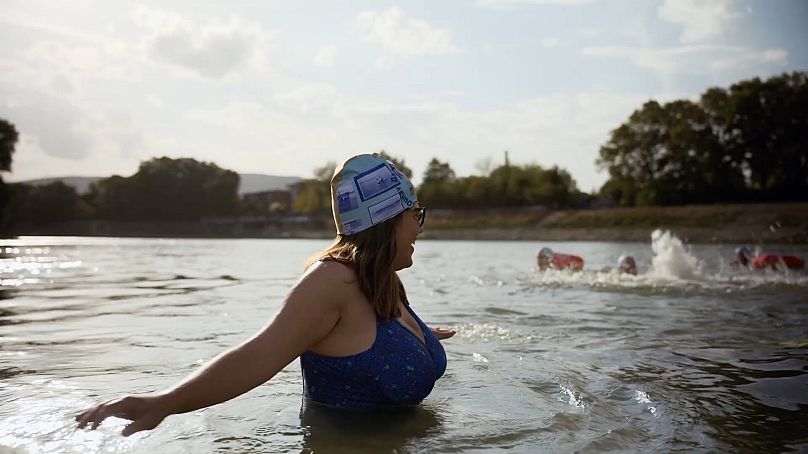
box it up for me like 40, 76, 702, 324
75, 261, 348, 436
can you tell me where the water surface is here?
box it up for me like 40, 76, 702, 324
1, 235, 806, 452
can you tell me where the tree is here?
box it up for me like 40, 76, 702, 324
87, 175, 132, 220
702, 72, 808, 200
0, 118, 18, 172
292, 161, 335, 214
598, 99, 742, 205
0, 118, 20, 232
599, 72, 807, 206
88, 157, 240, 221
418, 158, 457, 207
8, 182, 83, 226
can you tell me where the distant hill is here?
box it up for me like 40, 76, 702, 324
21, 177, 103, 194
20, 173, 303, 196
238, 173, 302, 194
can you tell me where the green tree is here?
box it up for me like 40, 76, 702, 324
292, 161, 335, 214
597, 99, 742, 205
702, 72, 808, 200
88, 157, 240, 221
418, 158, 457, 208
600, 72, 807, 206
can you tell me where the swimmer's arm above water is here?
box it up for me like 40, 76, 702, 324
75, 262, 347, 436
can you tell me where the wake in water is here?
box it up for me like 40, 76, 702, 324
524, 229, 808, 292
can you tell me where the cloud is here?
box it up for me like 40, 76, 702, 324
132, 5, 275, 79
0, 79, 148, 169
1, 84, 93, 160
583, 45, 787, 76
180, 88, 643, 189
477, 0, 596, 9
0, 10, 113, 46
357, 7, 460, 58
658, 0, 743, 43
273, 84, 338, 113
313, 45, 338, 67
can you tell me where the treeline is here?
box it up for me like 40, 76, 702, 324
1, 156, 240, 231
287, 152, 587, 213
598, 72, 807, 206
1, 72, 805, 231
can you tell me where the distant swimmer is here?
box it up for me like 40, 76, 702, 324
537, 247, 584, 271
617, 255, 637, 275
733, 246, 805, 271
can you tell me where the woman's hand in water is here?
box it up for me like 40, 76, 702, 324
75, 393, 172, 437
430, 326, 456, 340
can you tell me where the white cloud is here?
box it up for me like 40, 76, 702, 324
179, 88, 643, 189
313, 45, 338, 67
478, 0, 596, 9
0, 10, 113, 46
357, 7, 460, 58
658, 0, 743, 43
541, 37, 560, 48
273, 84, 338, 113
583, 45, 788, 76
132, 5, 276, 79
0, 82, 157, 184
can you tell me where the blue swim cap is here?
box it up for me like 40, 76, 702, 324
331, 154, 417, 235
538, 247, 553, 259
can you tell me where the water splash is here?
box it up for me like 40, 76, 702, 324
559, 385, 587, 410
648, 229, 704, 280
635, 389, 657, 415
523, 230, 808, 292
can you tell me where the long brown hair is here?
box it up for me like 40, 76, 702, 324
306, 214, 407, 320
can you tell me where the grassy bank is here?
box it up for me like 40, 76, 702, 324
421, 203, 808, 244
7, 203, 806, 244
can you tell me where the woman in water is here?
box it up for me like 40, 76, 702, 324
76, 153, 455, 436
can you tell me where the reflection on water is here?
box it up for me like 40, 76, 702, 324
300, 400, 443, 453
0, 236, 806, 452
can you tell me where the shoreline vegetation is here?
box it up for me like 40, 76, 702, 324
9, 203, 807, 244
2, 74, 806, 243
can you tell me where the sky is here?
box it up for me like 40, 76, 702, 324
1, 0, 806, 191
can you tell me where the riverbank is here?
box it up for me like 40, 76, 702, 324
423, 203, 808, 244
4, 203, 807, 244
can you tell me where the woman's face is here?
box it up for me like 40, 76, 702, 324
391, 204, 424, 271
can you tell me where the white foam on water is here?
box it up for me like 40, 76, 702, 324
648, 229, 704, 280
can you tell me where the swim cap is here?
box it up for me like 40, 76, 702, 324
734, 246, 750, 256
538, 247, 553, 260
331, 153, 417, 235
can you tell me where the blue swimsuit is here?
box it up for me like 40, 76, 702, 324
300, 304, 447, 408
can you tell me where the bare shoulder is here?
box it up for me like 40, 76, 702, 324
287, 260, 357, 309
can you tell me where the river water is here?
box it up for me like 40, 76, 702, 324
1, 233, 806, 453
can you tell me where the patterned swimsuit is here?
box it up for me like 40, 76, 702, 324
300, 304, 447, 408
